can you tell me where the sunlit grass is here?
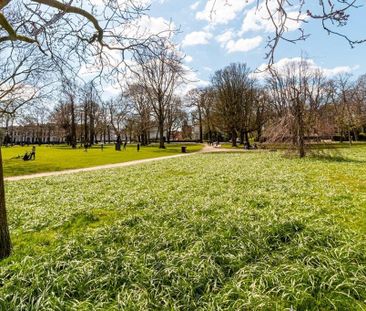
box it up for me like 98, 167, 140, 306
1, 145, 365, 310
1, 143, 203, 177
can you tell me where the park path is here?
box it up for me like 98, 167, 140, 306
5, 153, 194, 182
4, 144, 246, 182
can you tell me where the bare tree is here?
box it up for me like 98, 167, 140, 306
331, 74, 361, 144
106, 93, 131, 147
126, 83, 152, 145
263, 0, 365, 63
0, 144, 9, 259
0, 0, 172, 260
0, 47, 53, 115
354, 74, 366, 135
186, 88, 205, 143
201, 87, 217, 143
134, 40, 185, 149
266, 58, 328, 157
0, 0, 168, 71
165, 95, 184, 143
212, 1, 365, 64
61, 78, 79, 148
211, 63, 253, 147
0, 47, 54, 259
252, 88, 269, 142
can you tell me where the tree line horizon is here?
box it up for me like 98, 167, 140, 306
2, 59, 366, 157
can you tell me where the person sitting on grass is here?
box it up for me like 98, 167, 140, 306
23, 152, 31, 161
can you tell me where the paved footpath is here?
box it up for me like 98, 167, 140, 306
4, 145, 247, 182
5, 153, 195, 182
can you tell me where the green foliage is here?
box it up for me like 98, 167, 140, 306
1, 146, 366, 310
1, 143, 203, 177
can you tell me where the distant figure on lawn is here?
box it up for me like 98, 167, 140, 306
123, 141, 127, 150
137, 143, 140, 152
101, 143, 104, 151
30, 146, 36, 160
23, 152, 31, 161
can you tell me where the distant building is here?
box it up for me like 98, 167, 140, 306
1, 123, 65, 144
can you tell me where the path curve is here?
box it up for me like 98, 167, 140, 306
4, 144, 246, 182
5, 153, 194, 182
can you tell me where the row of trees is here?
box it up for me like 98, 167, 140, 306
187, 60, 366, 157
2, 41, 193, 150
5, 59, 366, 158
49, 81, 188, 148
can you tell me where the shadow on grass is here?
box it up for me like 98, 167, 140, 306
308, 150, 365, 164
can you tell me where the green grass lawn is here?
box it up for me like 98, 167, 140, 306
1, 146, 366, 310
1, 143, 203, 177
221, 141, 366, 150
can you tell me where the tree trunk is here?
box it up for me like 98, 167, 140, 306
298, 115, 305, 158
256, 126, 262, 142
167, 128, 171, 144
0, 147, 11, 260
144, 132, 147, 146
159, 116, 165, 149
231, 129, 237, 147
116, 135, 121, 151
348, 128, 352, 146
70, 102, 77, 149
198, 108, 203, 143
239, 129, 244, 145
244, 129, 251, 149
208, 129, 213, 144
84, 106, 88, 145
89, 104, 95, 145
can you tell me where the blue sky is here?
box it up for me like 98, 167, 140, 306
146, 0, 366, 86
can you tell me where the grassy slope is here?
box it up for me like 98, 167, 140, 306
1, 147, 366, 310
1, 143, 203, 177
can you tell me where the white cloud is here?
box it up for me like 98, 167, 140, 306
185, 55, 194, 63
323, 65, 358, 77
225, 36, 263, 53
136, 16, 175, 37
182, 31, 213, 46
216, 30, 263, 53
256, 57, 357, 79
190, 1, 200, 10
115, 15, 175, 43
90, 0, 150, 9
177, 65, 210, 95
104, 83, 123, 96
196, 0, 255, 25
216, 31, 234, 47
241, 1, 305, 35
